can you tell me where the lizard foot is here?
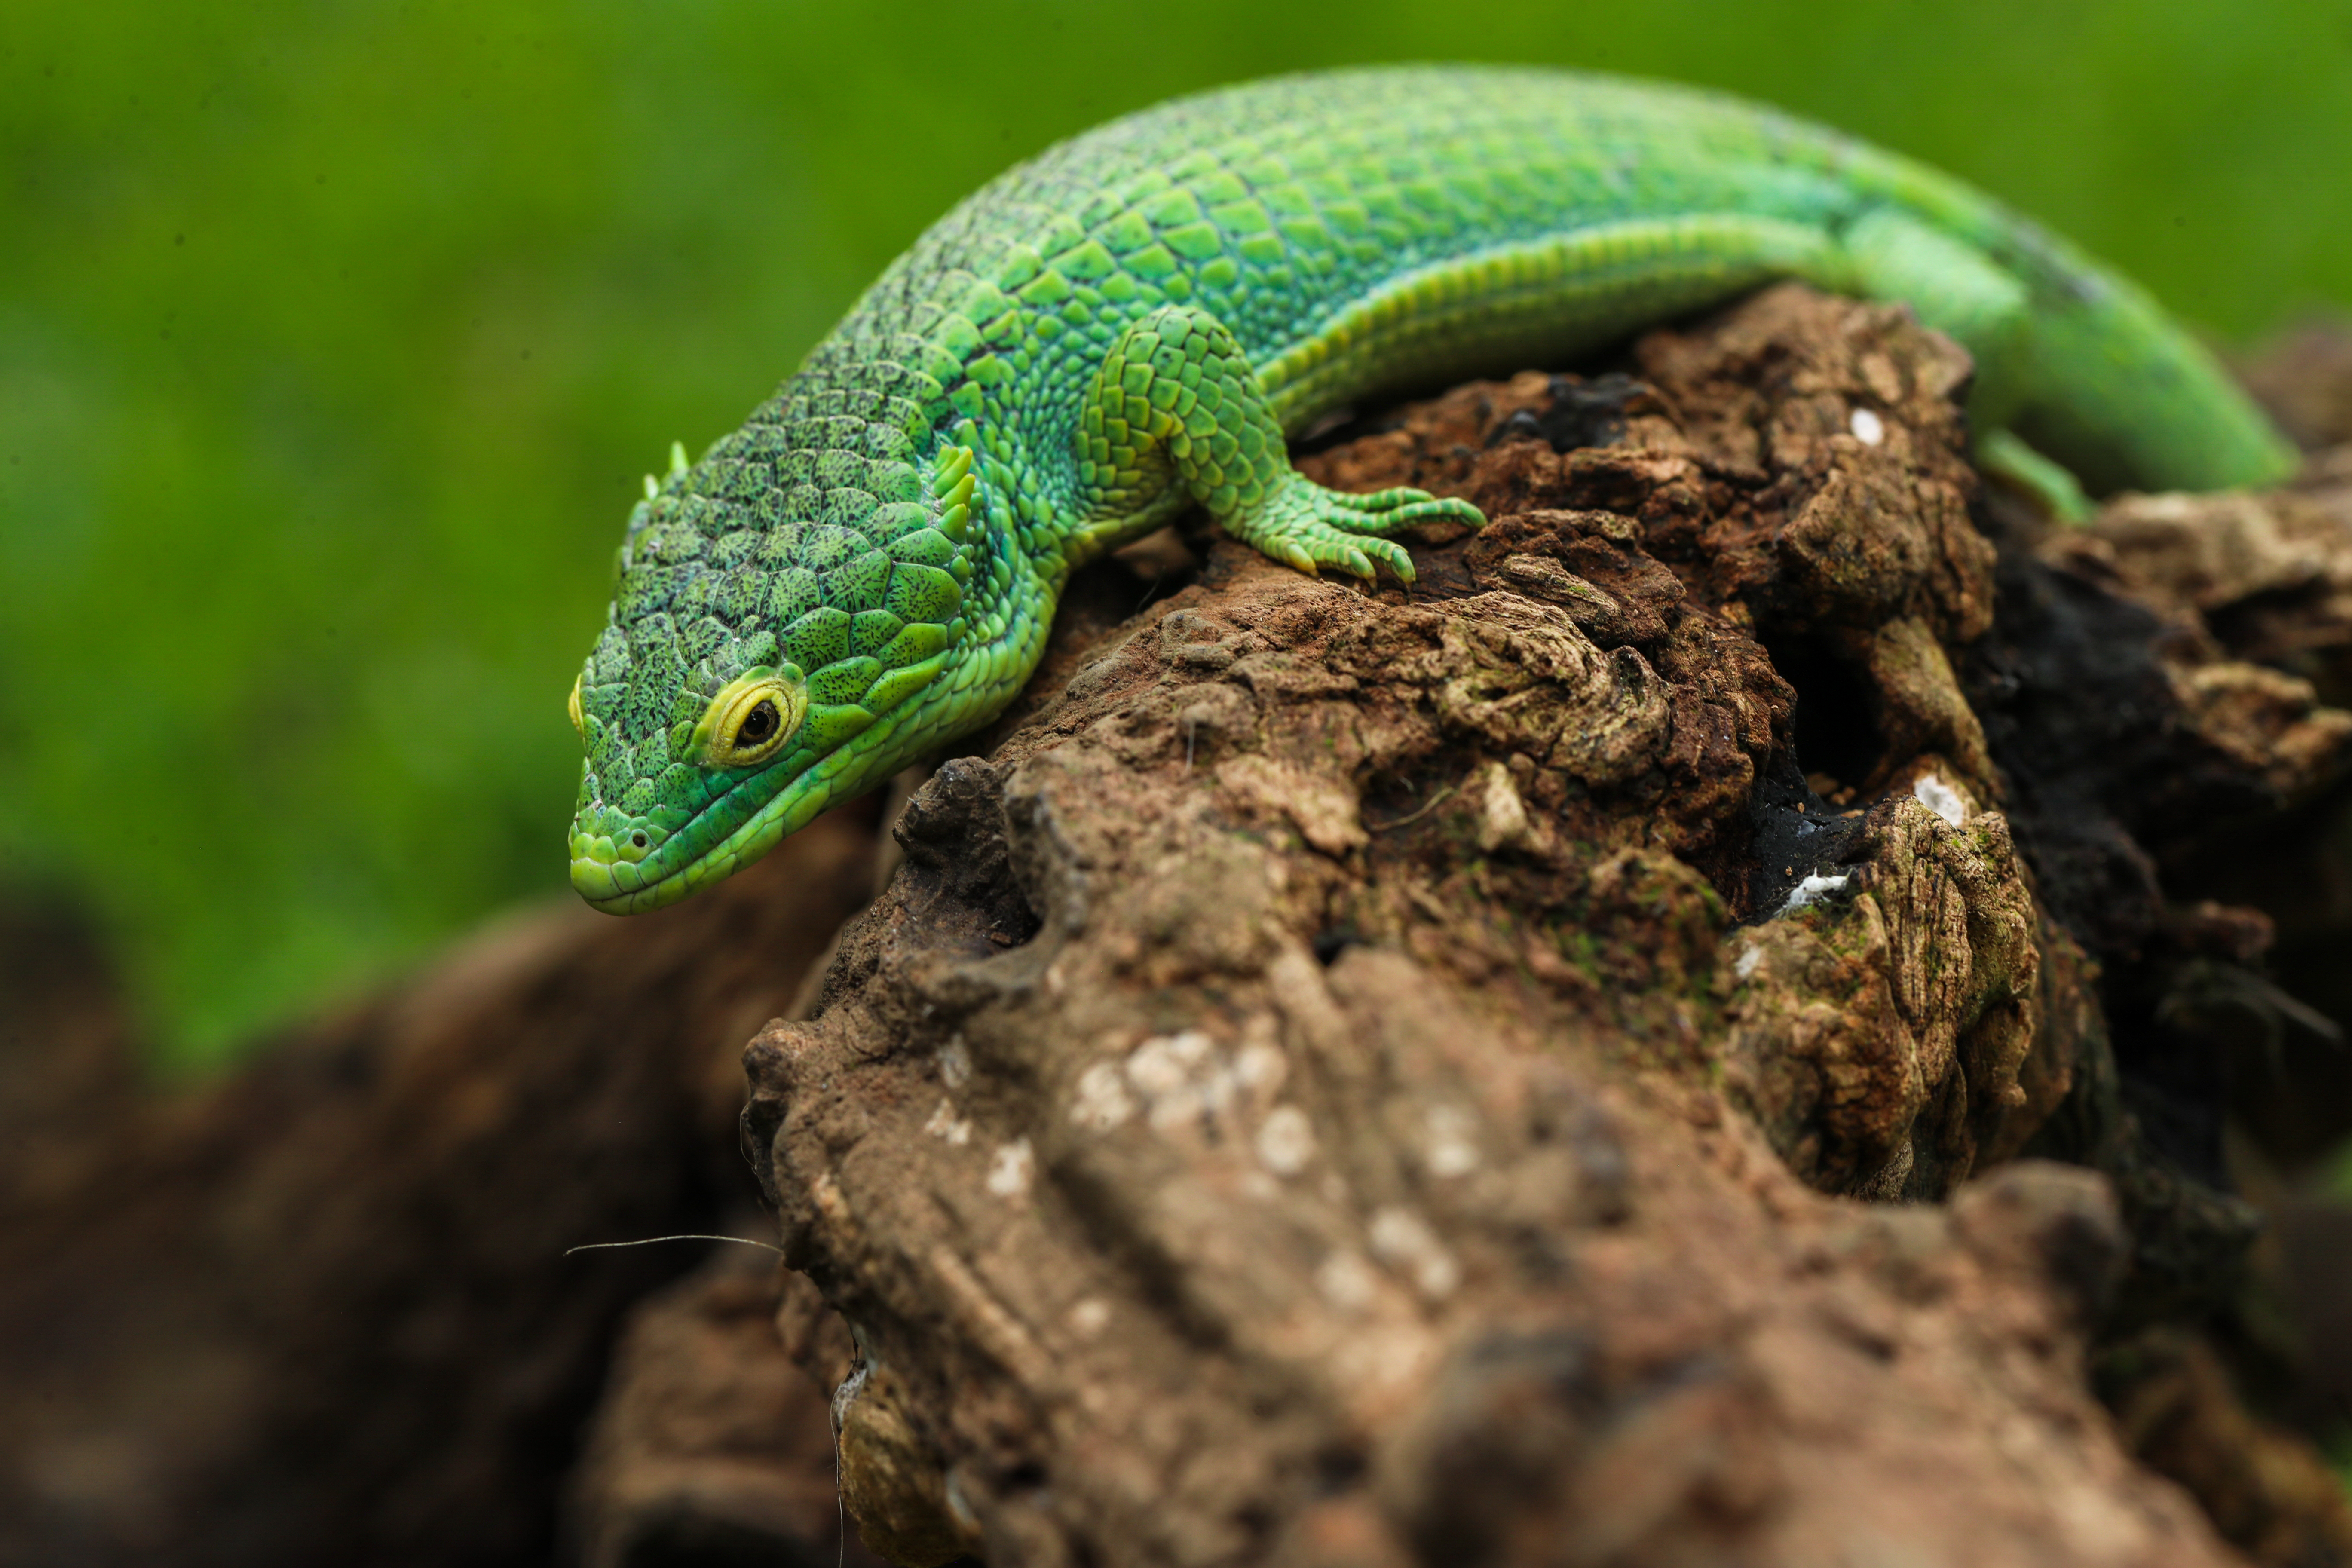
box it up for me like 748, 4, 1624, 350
1977, 429, 2092, 524
1220, 472, 1483, 583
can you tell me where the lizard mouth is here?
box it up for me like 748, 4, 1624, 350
568, 845, 697, 914
566, 751, 854, 915
570, 790, 772, 916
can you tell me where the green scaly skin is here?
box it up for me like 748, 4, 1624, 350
566, 65, 2297, 914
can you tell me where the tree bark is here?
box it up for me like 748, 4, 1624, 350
744, 288, 2352, 1567
10, 290, 2352, 1568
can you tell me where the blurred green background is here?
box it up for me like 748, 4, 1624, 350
3, 0, 2349, 1071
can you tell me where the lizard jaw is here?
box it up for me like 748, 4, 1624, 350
567, 759, 851, 915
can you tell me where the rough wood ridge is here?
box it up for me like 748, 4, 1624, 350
746, 286, 2352, 1567
11, 287, 2352, 1568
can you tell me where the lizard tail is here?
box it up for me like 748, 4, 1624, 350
1835, 167, 2300, 496
2007, 268, 2301, 496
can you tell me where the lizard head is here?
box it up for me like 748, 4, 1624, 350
565, 431, 977, 913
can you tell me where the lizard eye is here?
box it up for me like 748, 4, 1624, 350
735, 700, 779, 749
694, 667, 807, 769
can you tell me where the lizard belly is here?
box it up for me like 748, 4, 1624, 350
1257, 213, 1846, 429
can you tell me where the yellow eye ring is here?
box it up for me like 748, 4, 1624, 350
567, 674, 586, 739
692, 666, 807, 769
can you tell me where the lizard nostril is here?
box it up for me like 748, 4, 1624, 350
632, 832, 648, 849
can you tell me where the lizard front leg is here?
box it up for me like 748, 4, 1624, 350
1067, 304, 1484, 582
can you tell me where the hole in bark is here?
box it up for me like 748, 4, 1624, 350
1761, 631, 1883, 796
613, 1506, 802, 1568
892, 758, 1042, 950
1743, 748, 1868, 922
1484, 371, 1648, 453
1313, 1444, 1368, 1493
1311, 925, 1359, 965
2165, 799, 2352, 1168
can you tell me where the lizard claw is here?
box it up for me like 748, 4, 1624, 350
1221, 473, 1483, 584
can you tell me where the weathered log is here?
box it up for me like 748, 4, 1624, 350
8, 291, 2352, 1568
743, 288, 2352, 1566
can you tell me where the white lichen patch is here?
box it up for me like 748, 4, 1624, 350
811, 1170, 850, 1224
1370, 1206, 1461, 1299
986, 1138, 1035, 1200
1779, 872, 1850, 914
1849, 406, 1886, 446
1256, 1104, 1317, 1175
1422, 1103, 1482, 1178
1125, 1029, 1214, 1096
1315, 1248, 1380, 1314
923, 1097, 974, 1146
1127, 1030, 1225, 1133
1235, 1039, 1288, 1095
937, 1034, 973, 1089
1090, 1027, 1293, 1146
1734, 943, 1765, 980
1475, 759, 1531, 852
1912, 772, 1968, 825
1066, 1297, 1111, 1338
1069, 1061, 1135, 1131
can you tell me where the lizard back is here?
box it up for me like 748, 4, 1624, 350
567, 65, 2294, 913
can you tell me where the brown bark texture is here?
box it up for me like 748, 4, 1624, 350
740, 286, 2352, 1568
8, 289, 2352, 1568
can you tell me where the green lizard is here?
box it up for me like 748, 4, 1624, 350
565, 65, 2297, 913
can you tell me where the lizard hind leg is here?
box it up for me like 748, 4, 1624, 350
1838, 206, 2033, 424
1071, 304, 1483, 584
1837, 208, 2090, 521
1977, 428, 2093, 523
